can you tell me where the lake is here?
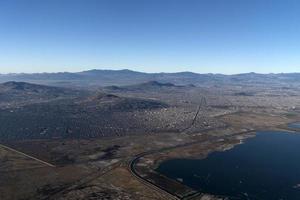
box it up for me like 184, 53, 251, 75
289, 122, 300, 129
156, 131, 300, 199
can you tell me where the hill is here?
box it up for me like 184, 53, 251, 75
0, 81, 82, 108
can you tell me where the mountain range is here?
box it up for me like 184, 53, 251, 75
1, 69, 300, 87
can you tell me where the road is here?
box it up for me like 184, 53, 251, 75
129, 129, 255, 200
0, 143, 55, 167
129, 150, 182, 200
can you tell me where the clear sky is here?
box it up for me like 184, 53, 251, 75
0, 0, 300, 74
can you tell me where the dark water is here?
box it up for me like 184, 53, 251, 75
289, 122, 300, 129
156, 131, 300, 200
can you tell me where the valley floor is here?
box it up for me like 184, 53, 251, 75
1, 109, 299, 200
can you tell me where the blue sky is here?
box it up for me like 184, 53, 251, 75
0, 0, 300, 74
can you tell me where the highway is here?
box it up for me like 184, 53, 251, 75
0, 143, 55, 168
128, 129, 256, 200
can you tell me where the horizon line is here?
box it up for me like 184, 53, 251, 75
0, 68, 299, 76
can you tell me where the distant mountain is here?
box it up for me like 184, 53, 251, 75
138, 81, 176, 87
0, 81, 82, 108
1, 69, 300, 87
104, 81, 194, 93
81, 92, 168, 112
1, 81, 67, 92
0, 69, 153, 87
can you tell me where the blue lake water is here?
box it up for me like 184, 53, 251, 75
289, 122, 300, 129
156, 131, 300, 200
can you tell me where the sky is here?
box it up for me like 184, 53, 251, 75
0, 0, 300, 74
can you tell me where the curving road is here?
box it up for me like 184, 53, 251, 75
129, 129, 255, 200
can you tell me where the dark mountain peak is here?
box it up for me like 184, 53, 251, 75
235, 72, 273, 77
2, 81, 38, 90
79, 69, 146, 76
97, 93, 120, 100
171, 71, 200, 77
87, 92, 120, 102
187, 83, 196, 87
82, 91, 167, 112
142, 81, 175, 87
104, 81, 178, 92
0, 81, 78, 96
104, 85, 122, 90
3, 81, 28, 86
